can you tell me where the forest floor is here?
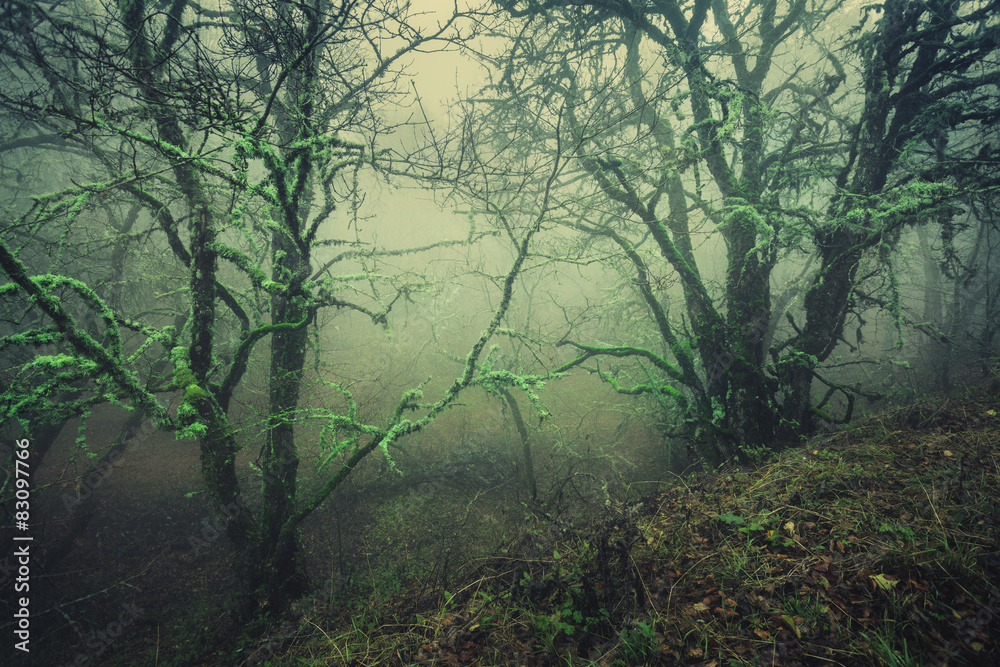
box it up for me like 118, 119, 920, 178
253, 376, 1000, 666
20, 375, 999, 666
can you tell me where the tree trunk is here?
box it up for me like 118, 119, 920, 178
500, 388, 536, 501
260, 239, 311, 609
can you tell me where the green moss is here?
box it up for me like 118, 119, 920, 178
174, 366, 196, 389
184, 383, 212, 402
177, 421, 208, 439
171, 346, 197, 388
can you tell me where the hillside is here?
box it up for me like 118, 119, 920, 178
226, 376, 1000, 666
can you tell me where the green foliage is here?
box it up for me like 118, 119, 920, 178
737, 439, 771, 463
860, 628, 923, 667
717, 512, 744, 526
530, 609, 577, 653
474, 589, 512, 630
783, 593, 830, 633
876, 521, 916, 543
517, 540, 617, 655
616, 620, 658, 663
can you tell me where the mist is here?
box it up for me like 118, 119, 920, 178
1, 0, 997, 664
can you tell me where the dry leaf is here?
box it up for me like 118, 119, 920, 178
871, 573, 899, 590
781, 614, 801, 638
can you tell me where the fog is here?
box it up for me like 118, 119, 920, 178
1, 0, 997, 662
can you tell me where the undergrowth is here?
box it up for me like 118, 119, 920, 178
244, 378, 1000, 665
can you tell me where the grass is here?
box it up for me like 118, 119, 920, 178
236, 378, 1000, 665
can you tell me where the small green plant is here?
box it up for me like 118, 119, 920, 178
877, 521, 916, 542
718, 512, 769, 539
738, 440, 771, 463
474, 589, 511, 629
783, 593, 829, 633
717, 512, 744, 527
531, 610, 577, 653
767, 530, 795, 548
860, 629, 923, 667
616, 619, 658, 663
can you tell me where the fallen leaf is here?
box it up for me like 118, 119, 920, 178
871, 573, 899, 590
781, 614, 801, 638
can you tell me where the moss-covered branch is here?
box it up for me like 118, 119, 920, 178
0, 238, 171, 427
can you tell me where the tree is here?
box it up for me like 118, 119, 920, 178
0, 0, 547, 621
470, 0, 1000, 463
912, 190, 1000, 389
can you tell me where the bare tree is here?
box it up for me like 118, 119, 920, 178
0, 0, 550, 621
464, 0, 1000, 463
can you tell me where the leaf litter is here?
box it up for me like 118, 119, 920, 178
272, 379, 1000, 665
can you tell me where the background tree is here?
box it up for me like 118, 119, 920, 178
910, 190, 1000, 391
